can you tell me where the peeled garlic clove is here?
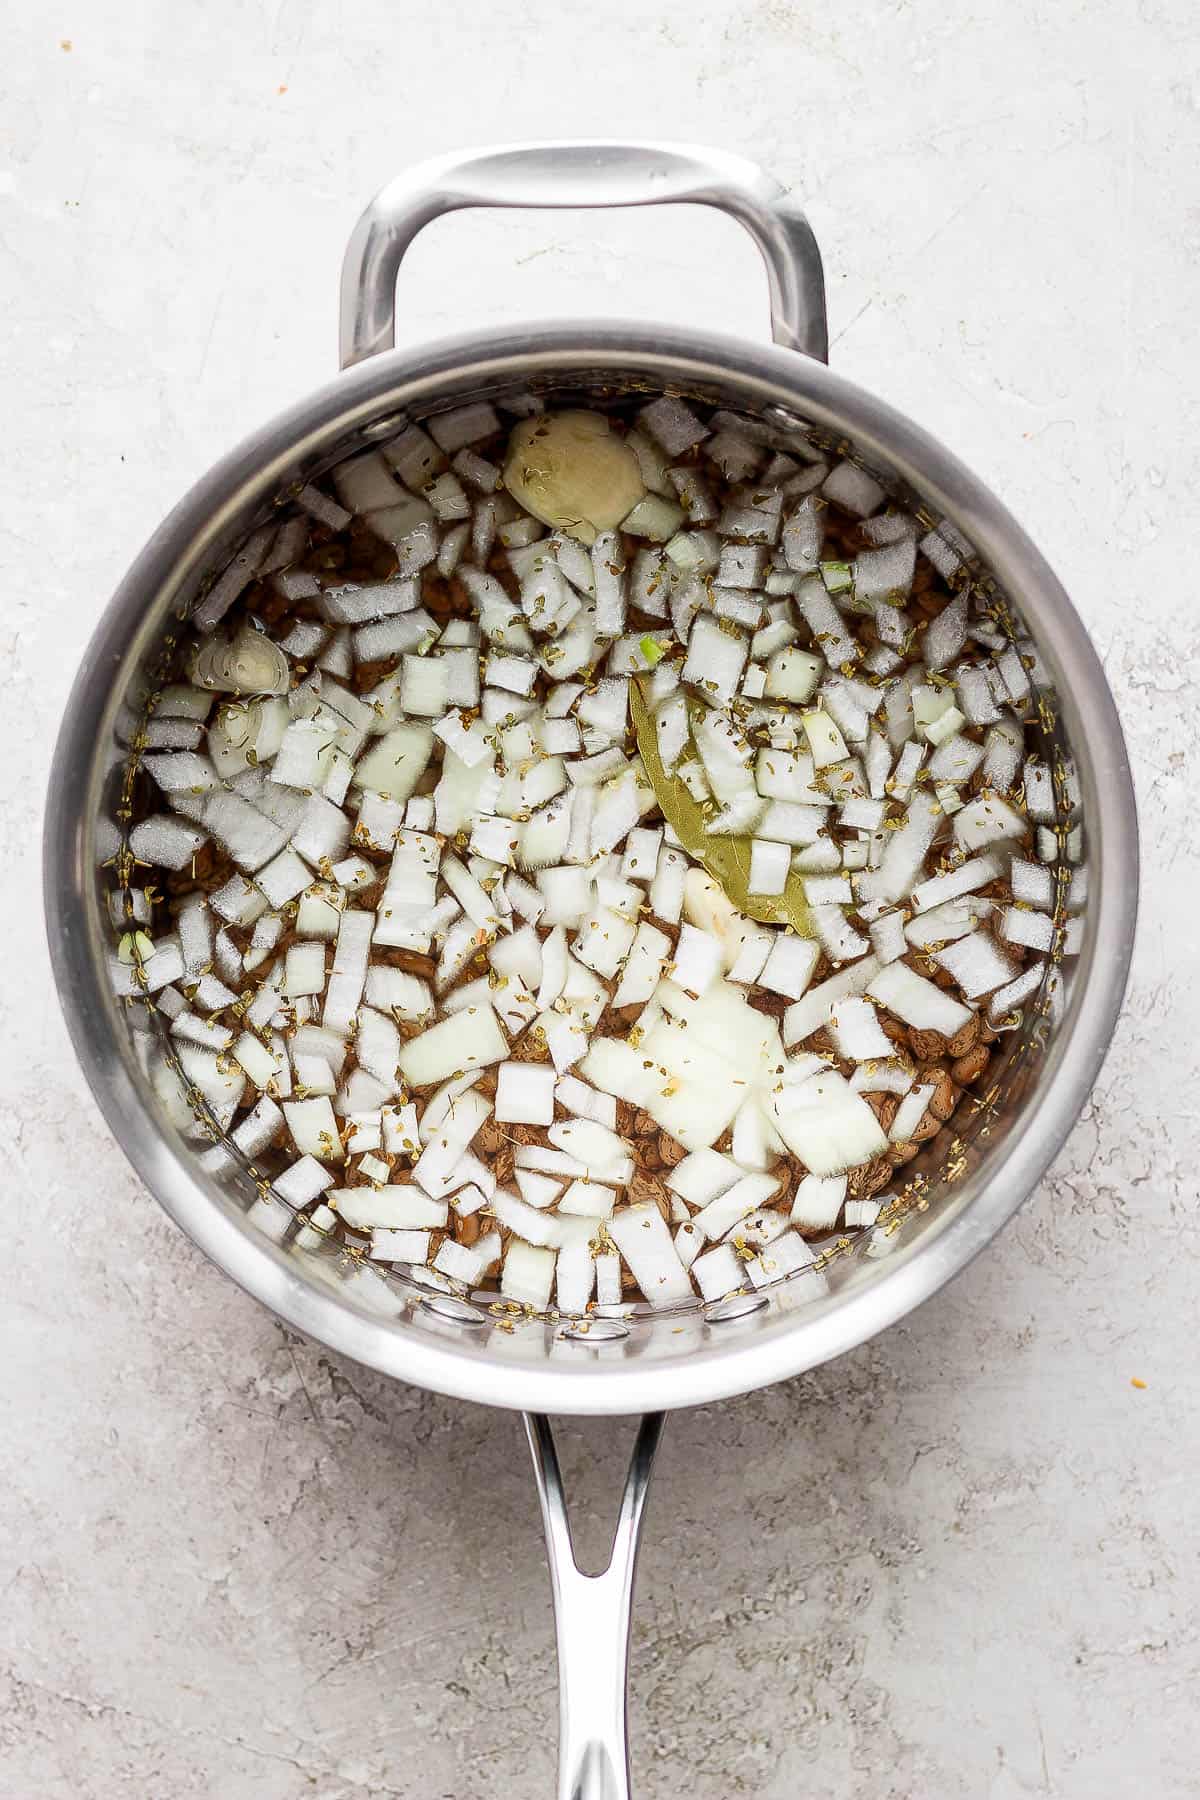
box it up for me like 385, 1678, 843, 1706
191, 627, 289, 695
502, 411, 645, 546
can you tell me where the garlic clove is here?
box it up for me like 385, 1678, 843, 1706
502, 411, 645, 545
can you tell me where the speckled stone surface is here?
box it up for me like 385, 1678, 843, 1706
5, 3, 1196, 1794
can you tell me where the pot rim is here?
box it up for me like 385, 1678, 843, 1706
43, 320, 1138, 1414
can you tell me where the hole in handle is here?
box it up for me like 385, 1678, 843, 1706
390, 205, 772, 350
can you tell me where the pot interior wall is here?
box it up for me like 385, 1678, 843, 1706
82, 356, 1090, 1383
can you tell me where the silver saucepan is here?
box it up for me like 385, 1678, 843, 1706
44, 143, 1138, 1799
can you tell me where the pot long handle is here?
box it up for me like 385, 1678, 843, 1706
339, 141, 827, 369
524, 1411, 665, 1800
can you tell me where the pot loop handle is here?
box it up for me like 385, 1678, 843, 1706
524, 1413, 665, 1800
339, 141, 828, 369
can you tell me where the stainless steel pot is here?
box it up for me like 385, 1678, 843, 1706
44, 143, 1138, 1800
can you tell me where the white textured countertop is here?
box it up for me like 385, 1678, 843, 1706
5, 3, 1196, 1795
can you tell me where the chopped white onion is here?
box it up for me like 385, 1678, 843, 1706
127, 391, 1052, 1312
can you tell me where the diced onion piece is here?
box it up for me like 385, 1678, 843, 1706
589, 529, 628, 638
954, 663, 1003, 726
335, 1183, 445, 1236
495, 1061, 556, 1126
516, 1169, 563, 1210
275, 1155, 336, 1206
555, 1237, 596, 1315
730, 1096, 785, 1172
691, 1243, 745, 1302
128, 815, 208, 872
867, 962, 972, 1035
924, 593, 969, 672
849, 1060, 912, 1097
558, 1179, 617, 1217
768, 1071, 888, 1177
428, 1237, 484, 1287
654, 693, 689, 772
783, 956, 881, 1046
353, 1007, 401, 1088
283, 1095, 344, 1162
670, 923, 724, 994
353, 722, 433, 803
1001, 905, 1054, 952
555, 1076, 618, 1130
853, 538, 915, 605
192, 625, 290, 697
764, 645, 822, 705
485, 653, 538, 697
932, 929, 1020, 998
904, 896, 993, 950
675, 873, 748, 973
692, 1171, 779, 1241
321, 908, 372, 1036
987, 962, 1045, 1024
664, 1148, 741, 1208
889, 1084, 935, 1143
821, 460, 885, 517
920, 523, 967, 580
666, 528, 720, 575
648, 844, 687, 924
412, 1090, 493, 1198
781, 496, 823, 572
809, 904, 869, 964
912, 685, 964, 747
747, 839, 789, 896
804, 873, 852, 906
753, 749, 825, 808
801, 709, 848, 770
607, 1204, 693, 1308
396, 1006, 508, 1088
589, 770, 644, 858
827, 996, 894, 1062
511, 1146, 588, 1188
293, 1052, 335, 1095
952, 793, 1028, 853
790, 1173, 847, 1231
538, 1008, 591, 1074
546, 1118, 633, 1184
500, 1240, 557, 1309
610, 921, 671, 1008
857, 790, 942, 907
622, 493, 684, 541
867, 912, 908, 965
746, 1230, 818, 1286
638, 395, 709, 456
682, 614, 748, 707
284, 941, 327, 999
982, 720, 1024, 793
910, 852, 1003, 913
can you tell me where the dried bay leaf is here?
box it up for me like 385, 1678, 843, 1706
629, 678, 812, 936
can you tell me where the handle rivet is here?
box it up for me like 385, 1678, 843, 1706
361, 410, 409, 440
559, 1318, 630, 1344
704, 1291, 770, 1324
416, 1289, 487, 1326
